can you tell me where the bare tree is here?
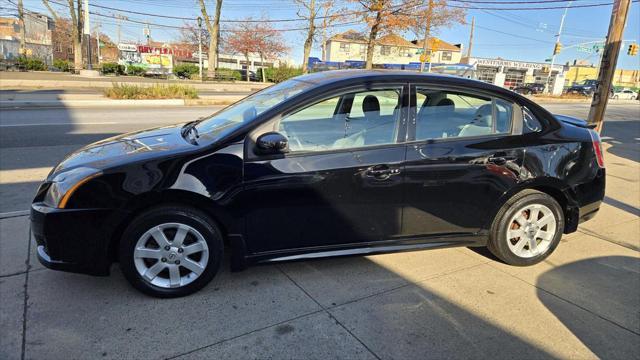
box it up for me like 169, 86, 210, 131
67, 0, 83, 71
180, 23, 211, 53
198, 0, 222, 78
319, 0, 340, 61
42, 0, 60, 22
295, 0, 317, 74
351, 0, 419, 69
295, 0, 340, 72
413, 0, 465, 71
17, 0, 26, 56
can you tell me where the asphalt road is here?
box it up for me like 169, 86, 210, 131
0, 103, 638, 214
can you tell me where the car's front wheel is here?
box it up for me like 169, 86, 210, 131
119, 205, 223, 298
488, 190, 564, 266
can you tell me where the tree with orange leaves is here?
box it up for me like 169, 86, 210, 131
224, 20, 289, 82
351, 0, 420, 69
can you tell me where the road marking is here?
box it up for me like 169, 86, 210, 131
0, 167, 51, 184
0, 122, 118, 127
0, 210, 29, 219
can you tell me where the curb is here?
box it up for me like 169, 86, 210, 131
0, 79, 270, 92
0, 98, 238, 108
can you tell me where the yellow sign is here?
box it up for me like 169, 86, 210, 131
420, 54, 430, 63
431, 39, 441, 52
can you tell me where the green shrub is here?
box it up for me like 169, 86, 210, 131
101, 62, 125, 75
126, 65, 146, 76
173, 63, 200, 79
53, 59, 71, 72
104, 83, 198, 99
17, 57, 47, 71
262, 65, 304, 83
215, 67, 242, 81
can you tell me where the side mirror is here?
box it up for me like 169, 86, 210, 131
256, 132, 289, 154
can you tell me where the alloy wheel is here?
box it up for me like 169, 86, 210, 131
506, 204, 557, 258
133, 223, 209, 288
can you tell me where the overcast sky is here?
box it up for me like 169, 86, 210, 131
14, 0, 640, 69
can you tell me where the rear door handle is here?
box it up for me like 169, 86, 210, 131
365, 165, 400, 179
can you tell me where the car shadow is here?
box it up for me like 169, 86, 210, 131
600, 118, 640, 163
536, 256, 640, 359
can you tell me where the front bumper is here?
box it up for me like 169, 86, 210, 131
31, 203, 128, 276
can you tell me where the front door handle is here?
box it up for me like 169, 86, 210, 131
365, 165, 401, 180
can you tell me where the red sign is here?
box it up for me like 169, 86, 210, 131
137, 45, 192, 59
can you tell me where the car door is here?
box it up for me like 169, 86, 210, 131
242, 84, 409, 254
401, 84, 525, 238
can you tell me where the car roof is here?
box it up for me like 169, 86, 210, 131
294, 69, 470, 85
292, 69, 517, 99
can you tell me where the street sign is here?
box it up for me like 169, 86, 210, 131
577, 45, 593, 53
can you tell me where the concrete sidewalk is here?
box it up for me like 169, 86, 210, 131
0, 71, 270, 92
1, 146, 638, 359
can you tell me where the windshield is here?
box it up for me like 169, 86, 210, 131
194, 78, 315, 141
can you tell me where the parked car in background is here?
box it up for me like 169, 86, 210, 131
31, 70, 606, 297
566, 80, 598, 96
611, 88, 638, 100
238, 69, 259, 82
513, 83, 546, 95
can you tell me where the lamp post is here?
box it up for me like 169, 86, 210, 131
197, 16, 203, 82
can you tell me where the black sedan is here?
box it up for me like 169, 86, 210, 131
512, 83, 545, 95
31, 70, 606, 297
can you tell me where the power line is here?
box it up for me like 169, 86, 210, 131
450, 0, 578, 3
446, 0, 637, 10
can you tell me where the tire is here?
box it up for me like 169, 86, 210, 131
119, 205, 223, 298
614, 95, 619, 100
487, 190, 564, 266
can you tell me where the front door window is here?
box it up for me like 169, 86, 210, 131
278, 88, 402, 152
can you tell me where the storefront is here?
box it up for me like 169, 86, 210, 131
464, 57, 566, 95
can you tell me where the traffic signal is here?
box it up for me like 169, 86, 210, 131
553, 42, 562, 55
628, 43, 638, 56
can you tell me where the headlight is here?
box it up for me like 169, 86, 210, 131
43, 167, 102, 208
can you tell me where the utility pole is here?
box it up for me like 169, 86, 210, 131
17, 0, 26, 56
197, 16, 203, 82
144, 23, 150, 45
587, 0, 631, 131
95, 20, 100, 65
419, 0, 433, 73
466, 16, 474, 58
116, 14, 123, 45
545, 0, 572, 94
83, 0, 91, 70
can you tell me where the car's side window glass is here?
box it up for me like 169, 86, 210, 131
522, 107, 542, 133
278, 88, 402, 152
415, 87, 513, 140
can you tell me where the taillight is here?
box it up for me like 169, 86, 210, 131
589, 130, 605, 168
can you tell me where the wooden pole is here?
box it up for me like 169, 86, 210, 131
466, 16, 474, 58
419, 0, 433, 72
587, 0, 631, 132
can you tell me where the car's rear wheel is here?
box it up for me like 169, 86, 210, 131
488, 190, 564, 266
119, 205, 223, 298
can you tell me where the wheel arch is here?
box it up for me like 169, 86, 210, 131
107, 189, 244, 265
487, 179, 580, 235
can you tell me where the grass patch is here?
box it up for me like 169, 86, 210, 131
104, 83, 199, 99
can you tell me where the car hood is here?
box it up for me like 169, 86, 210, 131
49, 123, 195, 179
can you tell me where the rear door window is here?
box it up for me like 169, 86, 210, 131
414, 87, 514, 140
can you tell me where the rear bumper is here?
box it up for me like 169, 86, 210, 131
31, 203, 128, 276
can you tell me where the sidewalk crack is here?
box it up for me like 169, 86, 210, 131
20, 227, 33, 360
277, 266, 382, 360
